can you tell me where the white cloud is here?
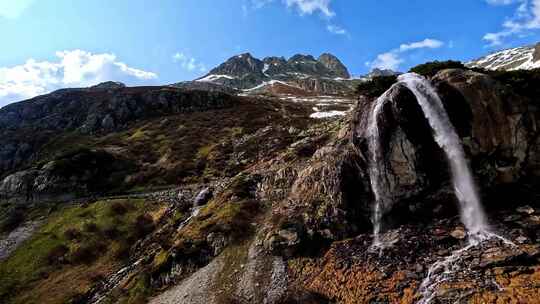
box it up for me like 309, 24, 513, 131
0, 0, 34, 19
327, 24, 347, 35
0, 50, 157, 107
285, 0, 335, 17
483, 0, 540, 46
368, 52, 404, 70
172, 52, 207, 73
398, 39, 445, 52
367, 38, 445, 71
245, 0, 345, 36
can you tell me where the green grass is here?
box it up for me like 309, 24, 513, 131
0, 198, 161, 304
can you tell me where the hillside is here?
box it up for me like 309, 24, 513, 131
0, 46, 539, 304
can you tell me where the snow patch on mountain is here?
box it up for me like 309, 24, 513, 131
467, 44, 540, 71
197, 74, 236, 82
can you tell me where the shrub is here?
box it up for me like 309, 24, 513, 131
132, 214, 155, 239
71, 240, 107, 264
64, 228, 82, 241
114, 241, 132, 260
109, 201, 128, 216
409, 60, 465, 77
356, 76, 397, 98
83, 222, 99, 233
488, 68, 540, 100
102, 225, 120, 240
46, 244, 69, 265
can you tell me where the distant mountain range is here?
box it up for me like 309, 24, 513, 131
467, 42, 540, 71
173, 53, 367, 95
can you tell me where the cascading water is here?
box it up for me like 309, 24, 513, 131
366, 73, 515, 303
368, 73, 489, 249
367, 90, 394, 249
398, 73, 489, 235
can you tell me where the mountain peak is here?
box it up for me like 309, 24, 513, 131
206, 53, 264, 78
288, 54, 317, 63
236, 52, 255, 59
367, 68, 399, 78
90, 81, 126, 89
318, 53, 350, 79
198, 52, 353, 93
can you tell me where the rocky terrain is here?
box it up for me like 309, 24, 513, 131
0, 45, 539, 304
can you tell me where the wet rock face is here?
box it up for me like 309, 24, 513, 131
432, 69, 538, 184
353, 84, 448, 203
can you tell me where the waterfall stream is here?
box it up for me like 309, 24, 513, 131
367, 73, 514, 303
367, 89, 394, 249
398, 73, 488, 235
368, 73, 489, 249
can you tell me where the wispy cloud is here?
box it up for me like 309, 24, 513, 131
398, 39, 444, 51
367, 38, 445, 70
172, 52, 207, 73
0, 50, 157, 107
483, 0, 540, 46
246, 0, 347, 37
327, 24, 347, 35
284, 0, 335, 17
246, 0, 335, 17
486, 0, 520, 5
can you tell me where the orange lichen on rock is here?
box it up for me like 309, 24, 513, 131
469, 266, 540, 304
288, 246, 419, 304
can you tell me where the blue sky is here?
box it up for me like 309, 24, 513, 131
1, 0, 540, 106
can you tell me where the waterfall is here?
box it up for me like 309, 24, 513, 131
368, 73, 489, 249
398, 73, 488, 235
366, 73, 515, 303
367, 90, 393, 249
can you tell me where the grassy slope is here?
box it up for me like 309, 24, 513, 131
0, 198, 164, 304
31, 97, 312, 192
